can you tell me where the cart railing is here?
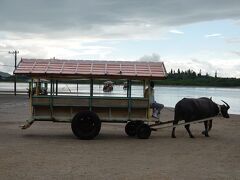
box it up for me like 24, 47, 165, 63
32, 95, 150, 122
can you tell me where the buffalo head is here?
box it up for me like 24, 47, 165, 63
220, 100, 230, 118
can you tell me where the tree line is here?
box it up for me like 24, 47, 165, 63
155, 69, 240, 87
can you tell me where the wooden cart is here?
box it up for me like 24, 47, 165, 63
14, 58, 167, 139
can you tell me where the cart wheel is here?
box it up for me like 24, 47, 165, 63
71, 111, 101, 140
125, 121, 143, 137
137, 124, 151, 139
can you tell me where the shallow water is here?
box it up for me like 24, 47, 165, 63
0, 82, 239, 114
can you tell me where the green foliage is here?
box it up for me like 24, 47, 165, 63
156, 69, 240, 87
0, 71, 11, 78
0, 74, 29, 82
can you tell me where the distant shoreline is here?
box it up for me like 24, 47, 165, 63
1, 79, 240, 88
155, 78, 240, 87
155, 84, 240, 89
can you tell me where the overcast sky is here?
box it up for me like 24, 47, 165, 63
0, 0, 240, 77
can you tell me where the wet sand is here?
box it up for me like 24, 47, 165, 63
0, 95, 239, 180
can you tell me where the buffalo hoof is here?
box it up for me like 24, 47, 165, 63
202, 131, 210, 137
171, 135, 176, 138
205, 134, 210, 137
190, 135, 195, 138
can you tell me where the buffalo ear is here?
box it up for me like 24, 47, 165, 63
210, 97, 212, 100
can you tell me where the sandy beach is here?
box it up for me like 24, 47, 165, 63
0, 94, 239, 180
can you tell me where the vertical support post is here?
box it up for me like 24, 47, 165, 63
9, 50, 19, 96
127, 80, 132, 120
127, 80, 131, 98
50, 80, 53, 96
44, 82, 48, 95
89, 78, 93, 111
52, 80, 55, 95
28, 81, 31, 97
14, 52, 17, 95
36, 79, 40, 95
143, 80, 146, 96
146, 80, 151, 120
30, 79, 33, 116
50, 80, 53, 119
77, 83, 79, 96
56, 80, 58, 96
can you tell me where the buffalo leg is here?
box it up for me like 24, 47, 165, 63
185, 124, 194, 138
171, 121, 178, 138
208, 120, 212, 131
202, 119, 212, 136
171, 127, 176, 138
203, 121, 209, 137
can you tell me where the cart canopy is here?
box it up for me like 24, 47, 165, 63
14, 58, 167, 80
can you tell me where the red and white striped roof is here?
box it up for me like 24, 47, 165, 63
14, 59, 167, 80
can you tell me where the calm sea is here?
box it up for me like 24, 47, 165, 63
0, 82, 239, 114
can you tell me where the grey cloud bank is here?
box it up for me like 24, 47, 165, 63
0, 0, 240, 37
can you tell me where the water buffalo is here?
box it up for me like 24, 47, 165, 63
171, 97, 230, 138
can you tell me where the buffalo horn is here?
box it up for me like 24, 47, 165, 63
221, 100, 230, 109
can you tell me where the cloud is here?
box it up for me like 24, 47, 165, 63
169, 30, 184, 34
225, 37, 240, 43
190, 58, 218, 75
205, 33, 222, 38
0, 0, 240, 39
163, 50, 240, 78
0, 43, 7, 48
231, 51, 240, 56
138, 53, 161, 62
138, 53, 238, 77
0, 37, 116, 74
